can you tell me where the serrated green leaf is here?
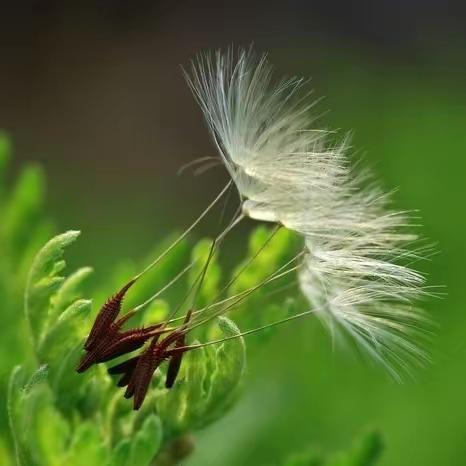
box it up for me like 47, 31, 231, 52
157, 316, 246, 434
156, 334, 211, 434
128, 415, 162, 466
38, 299, 92, 375
23, 365, 49, 394
201, 317, 246, 425
50, 267, 93, 321
25, 231, 81, 343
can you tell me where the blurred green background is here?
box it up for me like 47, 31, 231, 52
1, 2, 465, 465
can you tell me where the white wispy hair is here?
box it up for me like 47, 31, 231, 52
185, 47, 431, 378
184, 48, 347, 226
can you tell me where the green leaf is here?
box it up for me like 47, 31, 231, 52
25, 231, 81, 344
33, 401, 70, 466
3, 165, 46, 261
127, 415, 163, 466
201, 317, 246, 425
157, 316, 246, 434
107, 439, 131, 466
230, 226, 298, 296
8, 366, 32, 466
38, 299, 92, 384
50, 267, 93, 321
22, 365, 49, 394
8, 365, 69, 466
326, 431, 383, 466
156, 337, 200, 434
347, 431, 383, 466
65, 422, 109, 466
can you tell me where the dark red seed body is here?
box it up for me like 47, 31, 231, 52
108, 356, 140, 375
165, 310, 192, 389
118, 370, 136, 388
84, 279, 136, 351
116, 358, 139, 387
126, 331, 185, 410
77, 331, 117, 372
165, 335, 185, 389
124, 334, 162, 401
78, 325, 161, 372
97, 326, 161, 363
131, 349, 165, 410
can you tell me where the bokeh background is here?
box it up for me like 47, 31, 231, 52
1, 1, 466, 465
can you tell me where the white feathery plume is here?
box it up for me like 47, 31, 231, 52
185, 47, 431, 378
184, 47, 346, 226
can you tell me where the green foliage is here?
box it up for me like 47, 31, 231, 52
2, 134, 385, 466
283, 432, 383, 466
6, 224, 274, 465
0, 133, 52, 465
4, 216, 300, 465
156, 316, 246, 434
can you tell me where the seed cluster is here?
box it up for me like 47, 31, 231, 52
77, 280, 192, 410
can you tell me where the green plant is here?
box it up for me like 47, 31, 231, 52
1, 133, 384, 466
0, 132, 53, 464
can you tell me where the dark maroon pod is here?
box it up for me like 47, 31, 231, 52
108, 356, 140, 375
127, 330, 186, 410
96, 325, 162, 363
165, 310, 192, 389
84, 279, 136, 351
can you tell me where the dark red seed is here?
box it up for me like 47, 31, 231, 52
97, 327, 160, 363
165, 310, 192, 389
116, 358, 139, 387
125, 334, 162, 402
78, 313, 147, 373
124, 382, 136, 399
118, 370, 135, 388
108, 356, 140, 375
84, 279, 136, 351
164, 337, 185, 389
132, 350, 165, 410
76, 330, 118, 372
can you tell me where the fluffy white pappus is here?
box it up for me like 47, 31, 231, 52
184, 47, 348, 225
186, 47, 432, 378
299, 240, 431, 380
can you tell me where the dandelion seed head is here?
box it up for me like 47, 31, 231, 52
186, 47, 433, 379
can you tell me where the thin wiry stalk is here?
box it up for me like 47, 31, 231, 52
132, 180, 232, 281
